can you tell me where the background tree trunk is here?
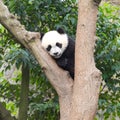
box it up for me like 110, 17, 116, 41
18, 65, 29, 120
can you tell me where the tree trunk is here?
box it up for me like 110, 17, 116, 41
18, 65, 29, 120
69, 0, 102, 119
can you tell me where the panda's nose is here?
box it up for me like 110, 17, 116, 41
54, 52, 58, 56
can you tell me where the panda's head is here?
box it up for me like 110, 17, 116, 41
41, 28, 68, 59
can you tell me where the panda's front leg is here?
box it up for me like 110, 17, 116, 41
55, 58, 68, 69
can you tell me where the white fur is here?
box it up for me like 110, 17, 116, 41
41, 30, 68, 58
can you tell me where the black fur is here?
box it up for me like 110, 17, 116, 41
40, 33, 44, 40
57, 28, 65, 34
55, 37, 75, 79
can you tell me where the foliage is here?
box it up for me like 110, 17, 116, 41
4, 0, 77, 37
28, 101, 59, 120
95, 3, 120, 119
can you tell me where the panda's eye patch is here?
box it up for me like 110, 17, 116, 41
46, 45, 52, 51
56, 42, 62, 48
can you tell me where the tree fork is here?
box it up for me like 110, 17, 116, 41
0, 0, 102, 120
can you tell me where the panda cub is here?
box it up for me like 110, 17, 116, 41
41, 28, 75, 79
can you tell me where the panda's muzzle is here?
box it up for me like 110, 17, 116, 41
53, 53, 62, 59
54, 52, 59, 56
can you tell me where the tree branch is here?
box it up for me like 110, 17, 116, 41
0, 102, 16, 120
0, 1, 73, 119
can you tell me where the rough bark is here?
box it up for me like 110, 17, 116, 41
69, 0, 102, 119
18, 65, 29, 120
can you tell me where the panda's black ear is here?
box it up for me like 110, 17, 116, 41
40, 33, 44, 41
57, 28, 65, 34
